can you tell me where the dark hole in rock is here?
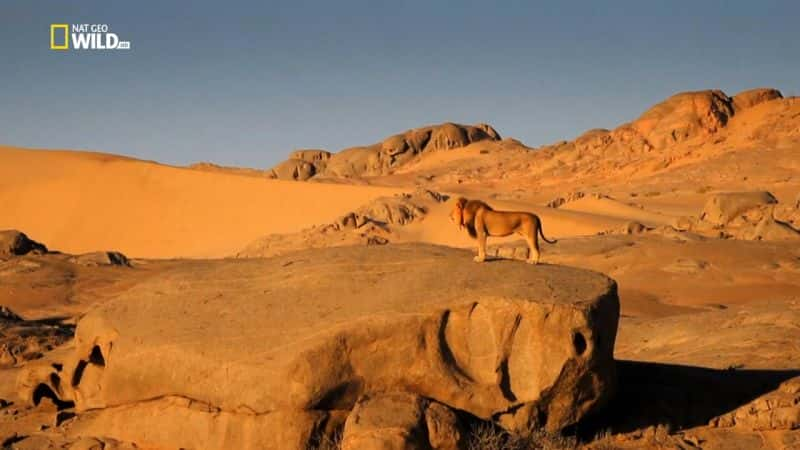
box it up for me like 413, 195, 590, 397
72, 360, 87, 387
538, 408, 549, 428
1, 434, 26, 447
573, 332, 587, 356
89, 345, 105, 366
32, 384, 74, 410
55, 410, 76, 426
49, 373, 60, 392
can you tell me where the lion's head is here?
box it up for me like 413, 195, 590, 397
450, 197, 468, 230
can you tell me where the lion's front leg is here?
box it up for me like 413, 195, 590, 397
474, 227, 487, 263
473, 249, 486, 262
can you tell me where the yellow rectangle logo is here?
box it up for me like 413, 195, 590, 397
50, 24, 69, 50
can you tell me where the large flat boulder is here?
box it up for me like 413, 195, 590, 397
19, 244, 619, 449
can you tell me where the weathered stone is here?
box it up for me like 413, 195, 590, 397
732, 88, 783, 111
340, 394, 463, 450
237, 190, 441, 258
70, 251, 130, 267
710, 376, 800, 431
69, 437, 106, 450
632, 90, 735, 148
267, 158, 317, 181
749, 215, 800, 241
341, 392, 428, 450
425, 402, 462, 450
0, 230, 47, 258
700, 192, 778, 225
288, 149, 331, 163
18, 244, 619, 449
321, 123, 501, 178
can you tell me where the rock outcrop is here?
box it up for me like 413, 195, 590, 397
0, 306, 73, 368
710, 376, 800, 431
546, 192, 609, 209
605, 88, 783, 152
267, 123, 501, 180
631, 90, 735, 148
533, 88, 796, 186
237, 189, 447, 258
0, 230, 47, 258
731, 88, 784, 111
18, 244, 619, 449
267, 149, 333, 181
69, 251, 131, 267
699, 191, 778, 226
267, 158, 319, 181
671, 191, 800, 241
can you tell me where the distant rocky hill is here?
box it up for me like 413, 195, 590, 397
267, 122, 501, 180
357, 87, 800, 192
547, 87, 787, 155
263, 88, 800, 192
523, 87, 800, 188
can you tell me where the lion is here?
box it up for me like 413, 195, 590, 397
450, 197, 557, 264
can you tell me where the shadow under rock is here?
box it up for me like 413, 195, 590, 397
574, 359, 800, 437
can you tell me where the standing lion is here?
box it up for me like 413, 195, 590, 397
450, 197, 557, 264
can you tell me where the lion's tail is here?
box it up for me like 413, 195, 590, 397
538, 222, 558, 244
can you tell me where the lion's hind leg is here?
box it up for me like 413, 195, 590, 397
524, 220, 541, 265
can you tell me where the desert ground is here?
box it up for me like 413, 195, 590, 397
1, 87, 799, 449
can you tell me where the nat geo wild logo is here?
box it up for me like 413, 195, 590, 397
50, 23, 131, 51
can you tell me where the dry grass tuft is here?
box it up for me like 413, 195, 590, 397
307, 430, 342, 450
466, 422, 578, 450
307, 420, 619, 450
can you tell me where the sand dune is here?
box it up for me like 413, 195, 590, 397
557, 196, 674, 226
0, 146, 400, 258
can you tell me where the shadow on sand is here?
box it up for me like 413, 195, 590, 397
576, 359, 800, 436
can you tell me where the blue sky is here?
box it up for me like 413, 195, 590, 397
1, 1, 798, 168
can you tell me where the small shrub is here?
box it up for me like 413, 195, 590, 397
467, 422, 507, 450
307, 430, 342, 450
466, 422, 578, 450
